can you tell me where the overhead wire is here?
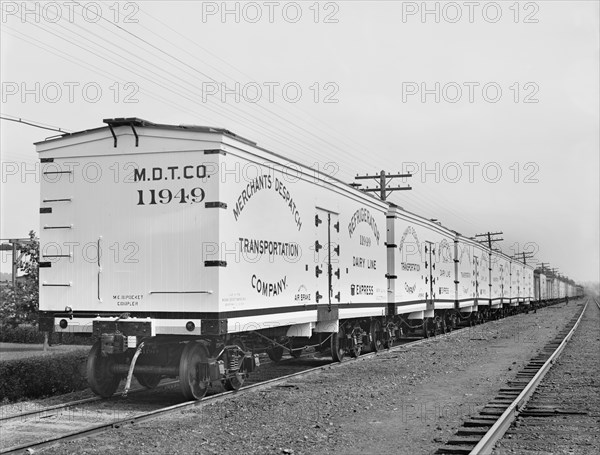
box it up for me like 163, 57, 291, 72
4, 10, 341, 167
20, 19, 330, 162
137, 7, 371, 156
3, 5, 489, 236
136, 7, 488, 232
2, 16, 486, 233
0, 115, 71, 133
0, 25, 218, 125
65, 1, 360, 166
118, 6, 488, 232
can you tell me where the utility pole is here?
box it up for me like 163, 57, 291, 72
537, 262, 550, 272
474, 232, 503, 249
512, 251, 535, 265
353, 170, 412, 201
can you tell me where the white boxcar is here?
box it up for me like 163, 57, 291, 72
540, 272, 547, 300
474, 241, 491, 307
534, 270, 547, 302
509, 260, 523, 306
523, 264, 534, 304
558, 279, 567, 299
551, 277, 559, 299
36, 118, 388, 398
491, 251, 511, 309
500, 254, 513, 305
386, 205, 457, 333
546, 276, 554, 299
454, 235, 478, 311
452, 235, 490, 321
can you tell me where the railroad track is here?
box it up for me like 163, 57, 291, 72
435, 298, 591, 454
0, 379, 181, 424
0, 328, 464, 452
491, 297, 600, 454
0, 302, 570, 454
0, 335, 428, 454
0, 350, 325, 454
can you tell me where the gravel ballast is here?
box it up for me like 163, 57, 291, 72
39, 301, 585, 455
493, 300, 600, 454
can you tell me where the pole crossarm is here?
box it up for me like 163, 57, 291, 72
474, 232, 504, 249
354, 170, 412, 201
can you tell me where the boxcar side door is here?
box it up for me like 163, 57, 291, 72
314, 208, 340, 306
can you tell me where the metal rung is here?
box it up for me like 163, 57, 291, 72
149, 290, 213, 294
43, 198, 72, 202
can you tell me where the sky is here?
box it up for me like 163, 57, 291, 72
0, 1, 599, 283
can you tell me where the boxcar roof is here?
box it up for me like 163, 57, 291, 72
34, 117, 257, 146
34, 117, 389, 210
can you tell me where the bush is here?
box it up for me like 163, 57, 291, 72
0, 325, 93, 345
0, 325, 44, 343
0, 350, 89, 402
50, 332, 94, 346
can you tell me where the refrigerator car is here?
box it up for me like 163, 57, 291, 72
386, 205, 459, 335
36, 118, 388, 399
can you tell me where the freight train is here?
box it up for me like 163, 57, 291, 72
36, 118, 582, 399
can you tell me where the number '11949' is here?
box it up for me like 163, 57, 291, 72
137, 187, 205, 205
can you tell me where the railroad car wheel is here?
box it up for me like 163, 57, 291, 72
87, 341, 121, 398
331, 328, 345, 362
469, 314, 476, 326
441, 318, 449, 334
448, 314, 457, 331
349, 342, 361, 358
348, 325, 362, 358
135, 354, 162, 389
423, 319, 433, 338
266, 345, 284, 362
369, 319, 383, 352
433, 317, 442, 336
383, 323, 395, 349
179, 341, 210, 400
223, 338, 247, 391
135, 373, 161, 389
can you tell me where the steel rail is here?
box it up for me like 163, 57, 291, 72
1, 328, 463, 454
469, 299, 589, 455
0, 349, 302, 424
1, 307, 544, 454
0, 380, 179, 424
0, 346, 305, 425
1, 355, 340, 454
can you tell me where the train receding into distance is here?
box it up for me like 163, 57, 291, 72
36, 118, 583, 399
